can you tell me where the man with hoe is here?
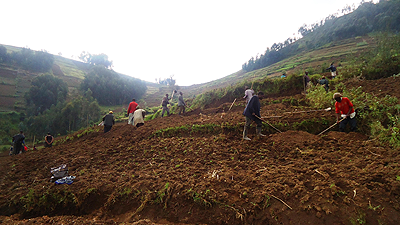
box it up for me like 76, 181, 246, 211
243, 91, 266, 141
334, 93, 357, 132
102, 111, 115, 133
127, 98, 139, 125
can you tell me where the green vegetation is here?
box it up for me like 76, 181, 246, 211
242, 1, 400, 74
80, 65, 147, 106
0, 47, 54, 72
24, 74, 68, 114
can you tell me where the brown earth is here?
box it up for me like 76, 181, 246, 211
1, 77, 400, 225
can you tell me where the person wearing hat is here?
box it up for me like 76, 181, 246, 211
44, 132, 54, 148
242, 91, 266, 141
243, 85, 255, 104
161, 94, 170, 117
319, 76, 329, 92
333, 93, 356, 132
102, 111, 115, 133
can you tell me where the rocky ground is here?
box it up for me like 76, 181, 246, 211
1, 77, 400, 225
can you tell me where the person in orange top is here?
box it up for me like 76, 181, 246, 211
127, 98, 139, 125
333, 93, 357, 132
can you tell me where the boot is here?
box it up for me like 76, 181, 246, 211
243, 126, 251, 140
257, 127, 266, 137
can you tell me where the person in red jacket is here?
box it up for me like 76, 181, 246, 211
333, 93, 357, 132
127, 98, 139, 125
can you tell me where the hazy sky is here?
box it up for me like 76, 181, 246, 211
1, 0, 374, 86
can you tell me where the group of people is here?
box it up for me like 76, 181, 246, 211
241, 64, 356, 141
161, 91, 186, 117
101, 91, 188, 133
101, 98, 147, 133
10, 131, 53, 156
303, 62, 337, 93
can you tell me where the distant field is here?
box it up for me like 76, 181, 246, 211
0, 96, 16, 111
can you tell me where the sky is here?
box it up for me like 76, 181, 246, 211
0, 0, 375, 86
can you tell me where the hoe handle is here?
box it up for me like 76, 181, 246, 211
254, 115, 282, 133
318, 118, 346, 135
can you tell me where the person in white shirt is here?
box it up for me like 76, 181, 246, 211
133, 107, 146, 128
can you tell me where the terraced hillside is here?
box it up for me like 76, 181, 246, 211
1, 76, 400, 225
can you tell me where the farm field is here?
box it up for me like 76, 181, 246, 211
1, 76, 400, 224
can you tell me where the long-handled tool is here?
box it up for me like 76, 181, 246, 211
254, 114, 282, 133
228, 98, 237, 111
284, 107, 331, 114
318, 117, 346, 135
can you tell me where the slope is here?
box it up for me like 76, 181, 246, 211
1, 76, 399, 225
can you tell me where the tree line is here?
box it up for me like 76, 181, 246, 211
0, 46, 54, 72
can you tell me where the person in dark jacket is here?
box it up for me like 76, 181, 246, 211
102, 111, 115, 133
327, 63, 337, 79
12, 131, 25, 155
242, 92, 265, 141
319, 76, 329, 92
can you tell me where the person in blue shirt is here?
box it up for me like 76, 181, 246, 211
242, 92, 266, 141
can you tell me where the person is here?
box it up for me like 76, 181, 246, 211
12, 131, 25, 155
303, 71, 311, 94
327, 62, 337, 79
127, 98, 139, 125
333, 93, 357, 132
178, 92, 186, 115
243, 86, 255, 104
242, 91, 266, 141
133, 107, 146, 128
102, 111, 115, 133
44, 132, 54, 147
161, 94, 170, 117
281, 73, 287, 78
304, 71, 311, 86
319, 76, 329, 92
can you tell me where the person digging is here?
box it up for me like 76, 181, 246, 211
333, 93, 357, 132
242, 91, 266, 141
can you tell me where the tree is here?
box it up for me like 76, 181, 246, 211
80, 66, 147, 105
25, 74, 68, 114
79, 51, 113, 68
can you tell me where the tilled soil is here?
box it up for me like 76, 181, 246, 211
1, 77, 400, 225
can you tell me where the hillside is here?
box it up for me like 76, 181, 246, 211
1, 75, 400, 224
0, 46, 151, 112
0, 33, 379, 112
